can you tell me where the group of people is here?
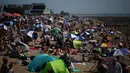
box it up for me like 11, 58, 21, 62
0, 13, 130, 73
0, 57, 14, 73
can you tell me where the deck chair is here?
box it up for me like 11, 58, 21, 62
89, 61, 97, 72
70, 62, 82, 73
89, 54, 102, 72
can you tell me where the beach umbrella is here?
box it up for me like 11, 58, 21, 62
27, 31, 34, 38
6, 13, 13, 17
73, 40, 82, 49
86, 29, 91, 32
107, 31, 114, 35
0, 13, 2, 16
107, 48, 130, 56
89, 40, 97, 43
51, 31, 60, 37
86, 29, 95, 33
43, 25, 51, 29
53, 27, 61, 32
13, 13, 21, 17
65, 34, 77, 39
116, 31, 122, 34
36, 24, 43, 28
74, 36, 84, 40
81, 31, 90, 37
110, 31, 114, 34
71, 31, 78, 34
21, 29, 28, 34
0, 24, 8, 30
28, 54, 57, 72
100, 43, 111, 48
51, 27, 61, 37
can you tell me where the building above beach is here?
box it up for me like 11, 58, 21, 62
1, 3, 51, 14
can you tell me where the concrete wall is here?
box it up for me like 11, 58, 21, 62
2, 0, 130, 14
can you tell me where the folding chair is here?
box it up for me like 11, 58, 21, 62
89, 61, 97, 72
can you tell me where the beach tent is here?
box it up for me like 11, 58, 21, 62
73, 40, 82, 49
28, 54, 57, 72
41, 59, 70, 73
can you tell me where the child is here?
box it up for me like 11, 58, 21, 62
8, 62, 14, 73
0, 57, 8, 73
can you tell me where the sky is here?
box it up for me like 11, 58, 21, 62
1, 0, 130, 14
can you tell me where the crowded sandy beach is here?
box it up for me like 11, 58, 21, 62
0, 11, 130, 73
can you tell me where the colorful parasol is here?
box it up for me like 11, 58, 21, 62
0, 13, 2, 16
101, 43, 111, 48
13, 13, 21, 17
6, 13, 13, 17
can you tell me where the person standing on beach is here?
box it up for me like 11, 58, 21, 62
8, 62, 14, 73
0, 57, 9, 73
107, 58, 122, 73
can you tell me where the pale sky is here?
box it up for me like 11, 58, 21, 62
1, 0, 130, 14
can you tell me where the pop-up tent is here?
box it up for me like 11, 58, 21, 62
28, 54, 57, 72
41, 59, 70, 73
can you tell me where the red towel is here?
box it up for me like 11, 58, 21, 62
30, 47, 39, 50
